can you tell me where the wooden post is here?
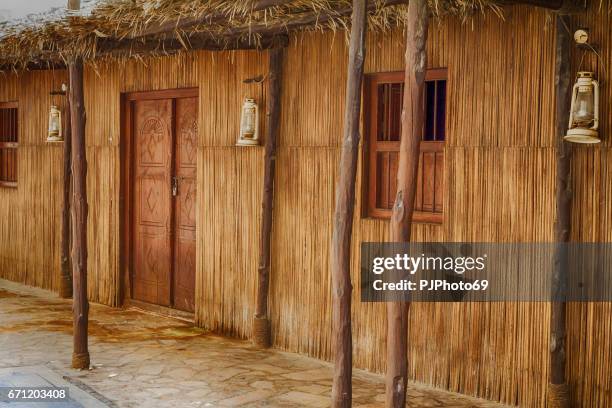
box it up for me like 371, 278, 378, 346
549, 14, 571, 408
385, 0, 428, 406
69, 57, 90, 370
330, 0, 366, 406
253, 45, 284, 348
59, 0, 80, 301
59, 96, 73, 298
67, 0, 80, 10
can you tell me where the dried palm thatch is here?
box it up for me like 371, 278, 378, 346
0, 0, 502, 71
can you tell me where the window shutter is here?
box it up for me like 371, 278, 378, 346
364, 70, 446, 223
0, 102, 18, 188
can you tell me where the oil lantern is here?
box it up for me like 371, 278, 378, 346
237, 98, 260, 146
564, 71, 600, 144
47, 105, 63, 142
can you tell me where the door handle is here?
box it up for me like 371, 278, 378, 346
172, 176, 178, 197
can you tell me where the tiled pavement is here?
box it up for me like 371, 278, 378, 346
0, 279, 508, 407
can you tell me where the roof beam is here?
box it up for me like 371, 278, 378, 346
98, 33, 288, 56
501, 0, 582, 10
505, 0, 562, 7
0, 34, 287, 72
132, 0, 292, 38
0, 61, 66, 72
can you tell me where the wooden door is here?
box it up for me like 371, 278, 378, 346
132, 98, 173, 306
129, 90, 198, 312
172, 97, 197, 312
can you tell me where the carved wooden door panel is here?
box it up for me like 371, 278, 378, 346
132, 99, 173, 306
172, 97, 197, 312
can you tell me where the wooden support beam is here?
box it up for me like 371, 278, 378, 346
330, 0, 366, 406
132, 0, 291, 38
548, 14, 571, 408
0, 36, 287, 73
67, 0, 80, 10
253, 46, 284, 349
386, 0, 428, 406
59, 95, 73, 299
69, 57, 90, 370
98, 34, 288, 56
501, 0, 562, 8
0, 61, 66, 73
500, 0, 583, 11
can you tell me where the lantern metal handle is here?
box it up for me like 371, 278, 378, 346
568, 82, 579, 128
591, 79, 599, 130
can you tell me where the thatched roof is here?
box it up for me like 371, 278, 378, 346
0, 0, 563, 71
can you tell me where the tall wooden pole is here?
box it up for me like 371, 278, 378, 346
330, 1, 366, 406
385, 0, 428, 406
549, 14, 571, 408
253, 45, 284, 348
59, 0, 80, 300
69, 57, 90, 370
67, 0, 80, 10
59, 96, 73, 298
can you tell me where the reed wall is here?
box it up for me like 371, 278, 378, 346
0, 3, 609, 407
567, 5, 612, 407
0, 70, 65, 292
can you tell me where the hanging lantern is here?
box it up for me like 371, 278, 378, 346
564, 71, 600, 144
47, 105, 63, 143
237, 98, 260, 146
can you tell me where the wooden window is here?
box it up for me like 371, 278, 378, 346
364, 69, 446, 223
0, 102, 18, 188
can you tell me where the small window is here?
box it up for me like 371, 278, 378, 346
364, 70, 446, 223
0, 102, 18, 188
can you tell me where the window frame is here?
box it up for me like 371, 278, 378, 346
0, 101, 18, 189
362, 68, 447, 223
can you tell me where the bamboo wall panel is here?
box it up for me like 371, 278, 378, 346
196, 50, 267, 337
0, 71, 65, 293
83, 63, 120, 305
0, 3, 610, 407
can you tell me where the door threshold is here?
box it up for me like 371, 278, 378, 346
125, 299, 195, 324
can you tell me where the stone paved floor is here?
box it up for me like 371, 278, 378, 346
0, 279, 508, 408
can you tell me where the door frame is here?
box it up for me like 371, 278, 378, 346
119, 87, 199, 309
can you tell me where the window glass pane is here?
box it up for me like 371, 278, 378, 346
424, 81, 436, 141
0, 106, 18, 185
436, 80, 447, 141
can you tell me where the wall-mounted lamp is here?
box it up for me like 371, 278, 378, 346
237, 98, 260, 146
565, 71, 600, 144
47, 83, 67, 143
237, 75, 265, 146
564, 28, 602, 144
47, 105, 63, 142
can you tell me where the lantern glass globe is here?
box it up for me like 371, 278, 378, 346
573, 90, 594, 125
